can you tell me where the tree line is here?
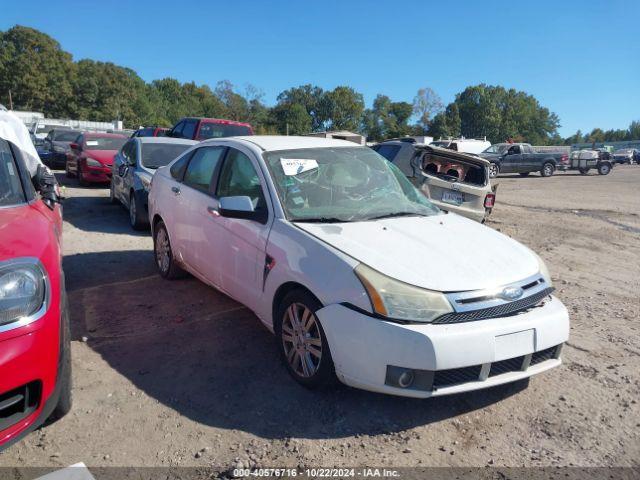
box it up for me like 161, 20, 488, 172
1, 26, 637, 145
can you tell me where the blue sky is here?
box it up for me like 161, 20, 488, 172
2, 0, 639, 136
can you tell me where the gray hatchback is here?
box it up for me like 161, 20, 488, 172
110, 137, 197, 229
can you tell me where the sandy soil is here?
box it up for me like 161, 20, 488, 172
1, 166, 638, 473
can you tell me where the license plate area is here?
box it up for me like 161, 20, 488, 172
442, 190, 464, 205
495, 329, 535, 361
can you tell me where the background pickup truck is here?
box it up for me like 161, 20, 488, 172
479, 143, 568, 178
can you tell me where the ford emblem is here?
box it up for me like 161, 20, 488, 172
500, 286, 523, 301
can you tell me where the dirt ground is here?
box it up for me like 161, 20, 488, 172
1, 165, 639, 472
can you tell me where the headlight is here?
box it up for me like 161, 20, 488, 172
138, 174, 151, 191
53, 146, 66, 153
85, 158, 102, 167
533, 252, 553, 287
355, 264, 453, 322
0, 259, 47, 326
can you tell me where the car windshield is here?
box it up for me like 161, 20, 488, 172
264, 146, 439, 222
141, 143, 193, 169
0, 139, 26, 207
36, 124, 59, 134
53, 130, 80, 142
84, 136, 127, 151
430, 141, 450, 148
482, 144, 508, 154
196, 123, 252, 140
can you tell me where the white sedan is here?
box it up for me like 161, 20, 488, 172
148, 136, 569, 398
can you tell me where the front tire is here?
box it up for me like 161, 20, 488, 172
153, 221, 185, 279
540, 162, 555, 177
488, 163, 499, 178
597, 163, 611, 175
129, 191, 148, 230
50, 294, 72, 421
109, 181, 118, 204
274, 289, 335, 389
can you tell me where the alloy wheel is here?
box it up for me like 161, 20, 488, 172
489, 164, 499, 178
155, 227, 171, 274
543, 164, 554, 176
281, 303, 323, 378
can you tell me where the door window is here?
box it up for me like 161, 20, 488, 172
171, 121, 185, 138
182, 147, 225, 193
373, 144, 400, 162
182, 120, 197, 139
217, 149, 266, 211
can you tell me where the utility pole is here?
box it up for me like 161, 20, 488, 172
8, 90, 13, 110
286, 123, 289, 136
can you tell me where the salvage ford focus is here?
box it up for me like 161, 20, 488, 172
148, 136, 569, 397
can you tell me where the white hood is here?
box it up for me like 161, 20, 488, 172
0, 109, 43, 176
295, 213, 539, 292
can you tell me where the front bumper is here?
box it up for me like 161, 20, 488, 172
83, 165, 112, 183
0, 310, 63, 449
317, 295, 569, 398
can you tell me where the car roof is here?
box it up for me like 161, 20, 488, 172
84, 132, 127, 138
136, 137, 198, 145
179, 117, 252, 127
209, 135, 359, 152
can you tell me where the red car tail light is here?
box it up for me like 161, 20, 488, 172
484, 193, 495, 208
560, 154, 569, 164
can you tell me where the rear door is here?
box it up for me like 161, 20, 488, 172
213, 147, 272, 309
179, 146, 226, 277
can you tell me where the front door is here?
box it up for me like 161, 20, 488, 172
213, 147, 272, 309
502, 145, 523, 173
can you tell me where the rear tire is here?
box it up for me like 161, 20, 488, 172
78, 165, 88, 187
153, 221, 185, 279
597, 163, 611, 175
540, 162, 555, 177
274, 289, 336, 389
129, 191, 148, 230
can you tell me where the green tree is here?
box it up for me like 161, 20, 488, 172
323, 86, 364, 131
276, 84, 327, 131
413, 87, 443, 130
0, 25, 75, 116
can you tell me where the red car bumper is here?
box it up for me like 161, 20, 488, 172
81, 165, 112, 183
0, 294, 65, 450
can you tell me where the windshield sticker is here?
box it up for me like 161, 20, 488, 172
280, 158, 319, 176
86, 140, 99, 146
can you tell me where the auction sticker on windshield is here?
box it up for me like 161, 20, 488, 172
281, 158, 319, 176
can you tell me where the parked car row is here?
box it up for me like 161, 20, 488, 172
2, 111, 571, 450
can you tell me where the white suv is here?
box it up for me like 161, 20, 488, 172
148, 136, 569, 398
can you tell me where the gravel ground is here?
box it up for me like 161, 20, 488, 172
1, 166, 638, 472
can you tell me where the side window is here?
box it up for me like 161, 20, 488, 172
170, 152, 191, 181
374, 144, 400, 162
182, 147, 225, 193
171, 121, 185, 138
0, 139, 26, 206
121, 141, 132, 161
182, 120, 197, 139
217, 149, 266, 211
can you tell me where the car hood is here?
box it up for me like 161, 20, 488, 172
295, 213, 539, 292
85, 150, 118, 165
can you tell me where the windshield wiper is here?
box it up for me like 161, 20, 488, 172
366, 212, 422, 221
292, 217, 349, 223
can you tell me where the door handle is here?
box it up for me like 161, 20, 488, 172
171, 186, 181, 195
207, 206, 220, 217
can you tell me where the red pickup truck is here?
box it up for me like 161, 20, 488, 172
0, 137, 71, 451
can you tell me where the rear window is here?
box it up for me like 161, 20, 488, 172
141, 143, 194, 169
0, 139, 26, 207
53, 130, 80, 142
84, 136, 127, 151
196, 122, 252, 140
373, 144, 401, 162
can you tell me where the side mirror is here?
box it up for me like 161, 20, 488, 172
219, 196, 265, 222
34, 165, 62, 209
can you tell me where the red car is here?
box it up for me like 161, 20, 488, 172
131, 126, 169, 138
66, 132, 127, 185
165, 117, 254, 141
0, 137, 71, 451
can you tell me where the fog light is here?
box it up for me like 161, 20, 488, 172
398, 370, 414, 388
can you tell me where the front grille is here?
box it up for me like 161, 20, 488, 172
433, 287, 554, 324
0, 381, 41, 432
433, 365, 482, 388
489, 356, 525, 377
531, 346, 558, 365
